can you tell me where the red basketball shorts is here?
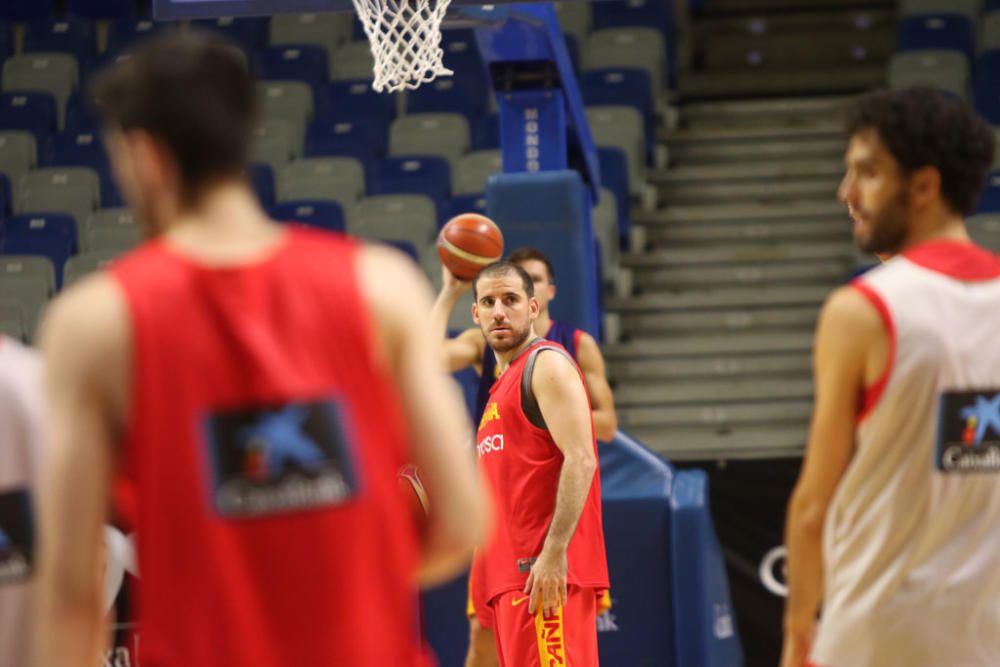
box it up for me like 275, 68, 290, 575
489, 585, 600, 667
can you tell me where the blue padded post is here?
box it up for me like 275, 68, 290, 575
670, 470, 745, 667
486, 170, 600, 338
497, 89, 568, 173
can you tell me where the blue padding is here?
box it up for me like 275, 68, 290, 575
975, 51, 1000, 124
192, 16, 268, 52
670, 470, 745, 667
597, 147, 631, 249
583, 68, 654, 164
443, 194, 488, 226
498, 89, 569, 173
24, 19, 97, 72
0, 1, 54, 21
106, 18, 162, 55
248, 163, 276, 208
67, 0, 136, 19
256, 44, 329, 84
896, 14, 975, 62
487, 170, 600, 337
563, 33, 581, 74
0, 92, 57, 146
976, 171, 1000, 213
270, 200, 345, 233
370, 156, 450, 211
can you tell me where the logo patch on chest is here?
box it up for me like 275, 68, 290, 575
204, 399, 360, 517
936, 390, 1000, 473
0, 488, 34, 585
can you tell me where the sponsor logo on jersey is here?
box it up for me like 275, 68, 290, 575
0, 488, 33, 585
479, 401, 501, 431
937, 390, 1000, 473
204, 399, 360, 517
477, 434, 504, 457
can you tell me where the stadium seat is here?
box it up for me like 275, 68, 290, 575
471, 113, 499, 151
249, 163, 276, 208
976, 171, 1000, 213
63, 250, 118, 286
66, 0, 136, 18
83, 226, 140, 254
2, 212, 78, 250
15, 169, 100, 232
440, 28, 486, 76
0, 23, 11, 62
330, 41, 376, 81
0, 1, 55, 21
256, 81, 314, 132
0, 274, 48, 340
64, 91, 98, 132
316, 79, 396, 128
0, 255, 55, 294
256, 45, 329, 84
554, 1, 592, 47
0, 228, 74, 288
271, 200, 346, 233
369, 156, 450, 212
900, 0, 980, 20
85, 207, 135, 236
453, 150, 501, 196
0, 172, 9, 216
975, 51, 1000, 124
18, 166, 101, 208
24, 19, 96, 72
405, 76, 488, 122
989, 0, 1000, 13
275, 157, 365, 207
582, 68, 654, 162
193, 16, 268, 52
348, 194, 438, 263
888, 50, 969, 100
270, 13, 354, 72
597, 146, 631, 249
584, 28, 666, 104
594, 187, 620, 284
252, 119, 304, 170
389, 113, 470, 169
45, 130, 111, 197
587, 106, 646, 196
895, 14, 975, 62
0, 92, 58, 145
304, 117, 387, 165
106, 18, 164, 55
0, 131, 38, 182
443, 194, 488, 225
2, 54, 79, 127
0, 300, 25, 341
592, 0, 675, 80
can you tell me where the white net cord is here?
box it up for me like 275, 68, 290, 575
352, 0, 455, 93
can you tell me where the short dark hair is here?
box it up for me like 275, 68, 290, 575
507, 247, 555, 283
89, 30, 256, 207
473, 261, 535, 300
844, 88, 995, 215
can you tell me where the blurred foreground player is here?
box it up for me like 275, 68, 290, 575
782, 88, 1000, 667
33, 32, 486, 667
468, 261, 608, 667
0, 335, 43, 667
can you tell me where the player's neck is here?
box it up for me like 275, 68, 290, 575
495, 329, 540, 371
901, 215, 971, 253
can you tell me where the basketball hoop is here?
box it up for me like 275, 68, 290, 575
352, 0, 455, 92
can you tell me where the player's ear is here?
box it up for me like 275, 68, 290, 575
472, 301, 480, 325
529, 296, 540, 317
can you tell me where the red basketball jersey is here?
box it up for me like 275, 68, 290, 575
471, 339, 608, 606
111, 228, 429, 667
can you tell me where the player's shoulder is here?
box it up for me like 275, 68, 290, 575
531, 342, 580, 380
38, 272, 129, 363
819, 283, 885, 337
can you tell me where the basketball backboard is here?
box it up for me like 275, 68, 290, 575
153, 0, 591, 21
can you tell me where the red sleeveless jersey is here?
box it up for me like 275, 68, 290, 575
111, 228, 429, 667
471, 339, 608, 606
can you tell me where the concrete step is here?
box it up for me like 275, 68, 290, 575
656, 177, 840, 204
605, 330, 814, 358
642, 219, 848, 245
702, 0, 892, 16
682, 96, 853, 122
623, 241, 855, 267
631, 260, 850, 288
635, 200, 846, 225
666, 138, 845, 165
626, 424, 808, 461
610, 285, 831, 312
608, 353, 811, 382
678, 66, 884, 100
619, 399, 812, 429
653, 159, 843, 184
614, 376, 813, 406
660, 119, 842, 145
620, 305, 820, 335
702, 29, 892, 72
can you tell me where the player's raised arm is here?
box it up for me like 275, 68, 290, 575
522, 349, 597, 617
34, 275, 130, 667
430, 266, 485, 373
575, 331, 618, 441
361, 245, 489, 586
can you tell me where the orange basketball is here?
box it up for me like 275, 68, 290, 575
436, 213, 504, 280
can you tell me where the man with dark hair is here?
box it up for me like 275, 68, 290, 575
33, 31, 486, 667
462, 260, 607, 667
430, 248, 616, 666
782, 87, 1000, 667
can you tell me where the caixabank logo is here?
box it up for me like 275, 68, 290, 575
937, 390, 1000, 472
0, 488, 33, 585
204, 399, 360, 517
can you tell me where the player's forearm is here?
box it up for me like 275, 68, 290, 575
35, 580, 106, 667
784, 495, 826, 633
591, 407, 617, 442
542, 448, 597, 554
430, 287, 464, 345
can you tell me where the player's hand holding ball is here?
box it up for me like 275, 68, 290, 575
524, 547, 568, 618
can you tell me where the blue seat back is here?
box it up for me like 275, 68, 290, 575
270, 200, 345, 233
66, 0, 136, 18
896, 13, 975, 61
191, 16, 268, 52
406, 74, 488, 122
975, 51, 1000, 124
257, 45, 330, 84
443, 194, 488, 226
24, 18, 96, 71
370, 156, 451, 211
106, 18, 163, 55
0, 1, 55, 21
0, 92, 57, 145
597, 147, 631, 250
318, 79, 397, 125
305, 116, 387, 164
249, 163, 276, 208
976, 171, 1000, 213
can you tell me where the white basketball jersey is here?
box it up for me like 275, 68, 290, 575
811, 241, 1000, 667
0, 336, 44, 667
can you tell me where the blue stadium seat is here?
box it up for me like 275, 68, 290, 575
304, 117, 386, 165
583, 68, 654, 163
44, 129, 119, 205
369, 156, 451, 212
597, 147, 631, 250
256, 45, 330, 85
106, 18, 163, 55
989, 0, 1000, 12
64, 91, 98, 132
405, 76, 488, 122
0, 23, 12, 62
471, 113, 499, 151
249, 163, 276, 208
192, 16, 268, 52
896, 14, 975, 62
591, 0, 676, 81
0, 1, 55, 21
270, 200, 345, 233
0, 172, 10, 216
1, 214, 77, 286
975, 51, 1000, 124
317, 80, 397, 126
443, 194, 488, 226
563, 34, 582, 74
976, 171, 1000, 213
0, 93, 58, 146
24, 19, 97, 73
440, 28, 486, 76
66, 0, 136, 18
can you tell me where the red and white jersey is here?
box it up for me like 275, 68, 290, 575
811, 241, 1000, 667
0, 336, 43, 667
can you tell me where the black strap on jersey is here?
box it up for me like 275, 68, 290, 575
521, 344, 576, 430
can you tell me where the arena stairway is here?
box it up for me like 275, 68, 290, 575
606, 0, 892, 461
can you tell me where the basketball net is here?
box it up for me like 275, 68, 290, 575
352, 0, 455, 92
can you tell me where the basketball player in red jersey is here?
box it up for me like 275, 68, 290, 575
466, 260, 608, 667
430, 247, 616, 667
782, 89, 1000, 667
32, 32, 486, 667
